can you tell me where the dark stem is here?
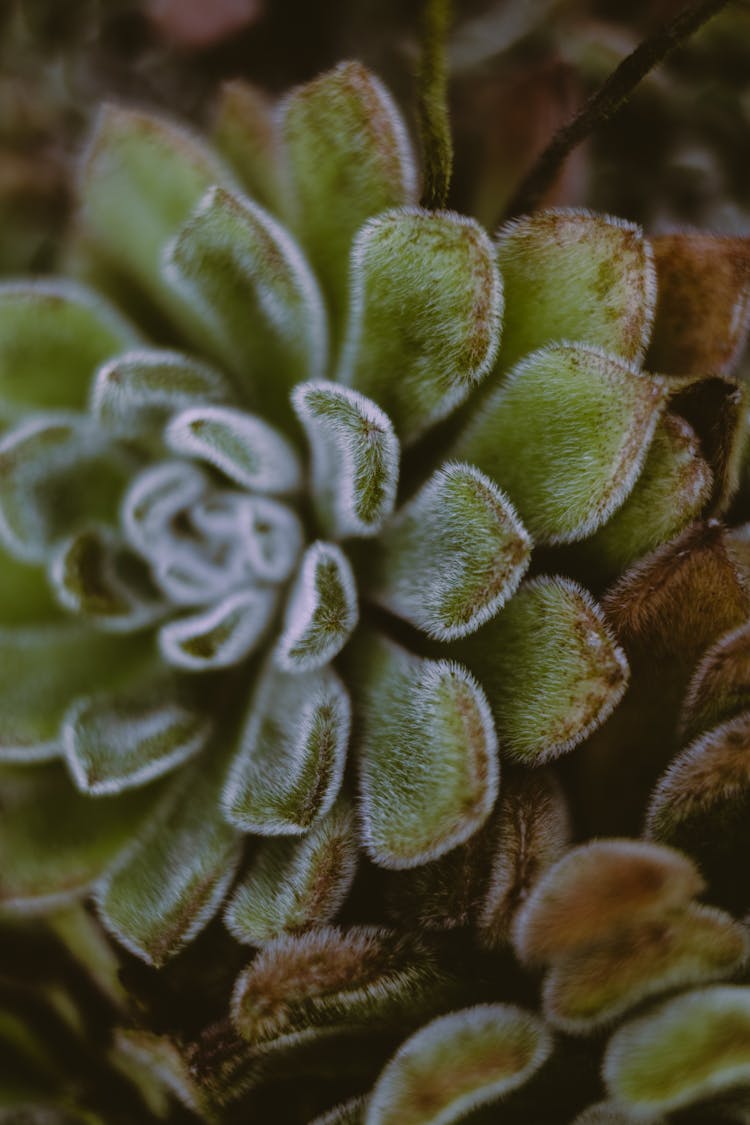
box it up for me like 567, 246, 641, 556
417, 0, 453, 210
503, 0, 734, 221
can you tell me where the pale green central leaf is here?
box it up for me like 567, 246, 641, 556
121, 459, 209, 560
158, 587, 277, 671
165, 405, 302, 494
49, 526, 164, 633
292, 381, 400, 538
274, 541, 359, 673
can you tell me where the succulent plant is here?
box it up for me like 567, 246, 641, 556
3, 52, 750, 1125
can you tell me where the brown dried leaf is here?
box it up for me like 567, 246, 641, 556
647, 234, 750, 377
603, 520, 750, 664
478, 771, 570, 950
512, 840, 703, 966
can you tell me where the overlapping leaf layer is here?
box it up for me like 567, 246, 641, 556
3, 58, 750, 1125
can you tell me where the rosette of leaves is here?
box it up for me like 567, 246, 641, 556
3, 54, 750, 1124
1, 59, 651, 962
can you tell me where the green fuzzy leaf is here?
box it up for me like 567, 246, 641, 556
603, 986, 750, 1117
274, 541, 358, 673
97, 763, 242, 967
0, 281, 139, 425
544, 903, 749, 1034
165, 405, 302, 494
292, 381, 400, 539
353, 633, 499, 868
79, 105, 233, 312
158, 587, 278, 671
512, 840, 704, 966
213, 81, 286, 214
338, 208, 503, 444
457, 577, 628, 764
0, 625, 148, 764
0, 414, 129, 563
280, 61, 417, 328
579, 414, 712, 578
365, 1004, 552, 1124
454, 344, 667, 544
91, 348, 229, 444
230, 926, 444, 1045
223, 662, 350, 834
165, 186, 327, 418
49, 526, 163, 632
224, 798, 357, 944
495, 209, 656, 370
0, 762, 164, 910
367, 462, 531, 641
63, 676, 212, 795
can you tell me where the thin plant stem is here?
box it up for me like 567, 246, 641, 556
503, 0, 734, 221
417, 0, 453, 210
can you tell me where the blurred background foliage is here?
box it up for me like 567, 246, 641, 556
1, 0, 749, 275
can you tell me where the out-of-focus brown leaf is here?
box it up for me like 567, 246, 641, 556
647, 234, 750, 377
146, 0, 263, 49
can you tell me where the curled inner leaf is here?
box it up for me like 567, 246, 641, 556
158, 587, 277, 671
165, 405, 302, 494
274, 541, 359, 673
292, 380, 400, 538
